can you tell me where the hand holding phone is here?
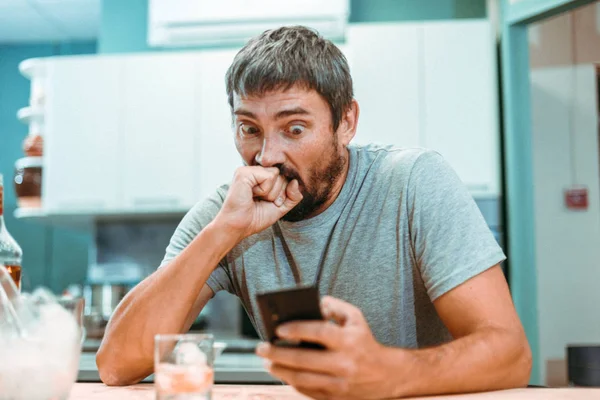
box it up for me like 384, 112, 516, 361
256, 285, 325, 349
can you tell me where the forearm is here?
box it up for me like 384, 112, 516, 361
96, 219, 239, 385
385, 327, 532, 398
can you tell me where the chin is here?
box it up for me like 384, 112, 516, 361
281, 197, 325, 222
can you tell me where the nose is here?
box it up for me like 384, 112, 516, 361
255, 136, 285, 167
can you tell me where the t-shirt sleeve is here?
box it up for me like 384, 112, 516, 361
159, 186, 234, 294
407, 151, 506, 301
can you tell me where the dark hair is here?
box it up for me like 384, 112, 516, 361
225, 25, 353, 132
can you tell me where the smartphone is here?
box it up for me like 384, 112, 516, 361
256, 285, 325, 349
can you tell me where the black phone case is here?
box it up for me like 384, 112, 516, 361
256, 285, 325, 349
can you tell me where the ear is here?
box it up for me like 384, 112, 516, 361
336, 99, 359, 147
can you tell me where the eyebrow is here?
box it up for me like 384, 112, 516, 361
274, 107, 310, 119
233, 107, 310, 120
233, 109, 257, 119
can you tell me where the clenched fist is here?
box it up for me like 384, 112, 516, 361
215, 166, 303, 242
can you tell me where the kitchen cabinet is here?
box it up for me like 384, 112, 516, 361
347, 20, 500, 198
195, 50, 241, 200
121, 53, 201, 210
346, 23, 421, 148
43, 57, 123, 212
421, 20, 501, 197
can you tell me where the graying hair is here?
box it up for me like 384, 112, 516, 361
225, 26, 353, 132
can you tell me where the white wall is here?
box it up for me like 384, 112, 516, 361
530, 64, 600, 384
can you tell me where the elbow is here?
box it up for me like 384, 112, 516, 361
98, 367, 130, 387
512, 336, 533, 388
96, 349, 129, 386
96, 345, 144, 386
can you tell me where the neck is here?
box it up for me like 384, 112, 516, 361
306, 147, 351, 218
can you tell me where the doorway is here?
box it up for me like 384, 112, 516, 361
501, 0, 600, 386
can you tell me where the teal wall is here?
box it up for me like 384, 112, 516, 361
99, 0, 487, 53
0, 41, 97, 293
350, 0, 486, 22
99, 0, 150, 53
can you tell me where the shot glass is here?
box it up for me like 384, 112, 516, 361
154, 333, 215, 400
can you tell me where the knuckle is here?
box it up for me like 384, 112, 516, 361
349, 305, 362, 319
340, 332, 353, 348
333, 378, 351, 395
233, 166, 252, 182
317, 323, 330, 340
338, 359, 356, 378
232, 167, 244, 180
294, 372, 311, 388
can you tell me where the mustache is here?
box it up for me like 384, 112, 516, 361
248, 159, 305, 188
277, 164, 300, 181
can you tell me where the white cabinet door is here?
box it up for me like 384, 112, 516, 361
43, 56, 123, 212
421, 20, 500, 197
346, 23, 421, 148
196, 49, 242, 201
121, 53, 200, 211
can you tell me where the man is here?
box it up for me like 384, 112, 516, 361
97, 26, 532, 398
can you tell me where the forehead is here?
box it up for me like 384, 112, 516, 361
232, 86, 329, 116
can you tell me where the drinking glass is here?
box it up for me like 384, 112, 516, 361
154, 333, 214, 400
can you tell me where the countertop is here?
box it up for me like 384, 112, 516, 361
68, 383, 600, 399
79, 334, 275, 384
79, 352, 278, 384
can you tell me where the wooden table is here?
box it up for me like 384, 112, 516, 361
68, 383, 600, 399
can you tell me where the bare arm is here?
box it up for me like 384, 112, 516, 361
96, 221, 238, 386
258, 265, 532, 399
385, 265, 532, 397
96, 166, 303, 386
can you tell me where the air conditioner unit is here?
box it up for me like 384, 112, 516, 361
148, 0, 350, 48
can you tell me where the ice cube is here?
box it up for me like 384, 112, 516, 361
174, 341, 208, 365
29, 287, 58, 305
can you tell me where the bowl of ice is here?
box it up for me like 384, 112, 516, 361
1, 267, 83, 400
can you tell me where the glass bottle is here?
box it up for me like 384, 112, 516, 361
0, 174, 23, 291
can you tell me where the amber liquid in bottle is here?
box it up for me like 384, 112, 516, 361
5, 265, 22, 290
0, 174, 23, 291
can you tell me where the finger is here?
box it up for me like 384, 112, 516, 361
321, 296, 363, 326
280, 179, 303, 212
274, 180, 288, 207
243, 166, 279, 196
267, 363, 346, 396
276, 320, 343, 350
256, 342, 346, 376
261, 174, 286, 203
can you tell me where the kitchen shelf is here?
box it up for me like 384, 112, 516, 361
17, 106, 44, 124
19, 58, 44, 80
13, 207, 46, 219
13, 207, 188, 228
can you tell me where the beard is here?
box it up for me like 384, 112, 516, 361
279, 140, 347, 222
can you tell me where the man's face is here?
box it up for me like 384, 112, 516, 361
232, 86, 348, 222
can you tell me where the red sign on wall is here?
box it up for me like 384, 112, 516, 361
564, 186, 588, 210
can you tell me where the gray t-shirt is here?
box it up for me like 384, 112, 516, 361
160, 144, 506, 348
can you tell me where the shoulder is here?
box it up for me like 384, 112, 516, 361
179, 184, 230, 232
351, 143, 444, 180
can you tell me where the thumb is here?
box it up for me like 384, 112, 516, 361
320, 296, 363, 326
280, 179, 303, 212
